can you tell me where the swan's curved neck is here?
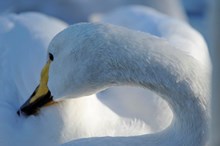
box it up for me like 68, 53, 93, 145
91, 36, 209, 146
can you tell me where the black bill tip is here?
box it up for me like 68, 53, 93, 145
17, 90, 53, 116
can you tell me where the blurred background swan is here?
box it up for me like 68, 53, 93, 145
0, 0, 186, 23
0, 0, 211, 146
0, 0, 209, 39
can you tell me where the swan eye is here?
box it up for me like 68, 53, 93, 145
49, 53, 54, 61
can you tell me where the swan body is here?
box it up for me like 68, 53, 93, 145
45, 23, 210, 146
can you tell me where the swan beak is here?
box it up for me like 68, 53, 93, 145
17, 56, 56, 116
17, 86, 55, 116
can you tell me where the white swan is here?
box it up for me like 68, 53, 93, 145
19, 22, 210, 146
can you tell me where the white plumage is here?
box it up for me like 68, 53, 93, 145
90, 6, 211, 131
0, 12, 149, 146
0, 6, 210, 146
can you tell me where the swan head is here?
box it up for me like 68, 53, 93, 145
18, 23, 110, 116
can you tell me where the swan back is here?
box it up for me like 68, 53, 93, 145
91, 6, 211, 67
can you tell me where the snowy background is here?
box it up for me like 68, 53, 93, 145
0, 0, 210, 39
